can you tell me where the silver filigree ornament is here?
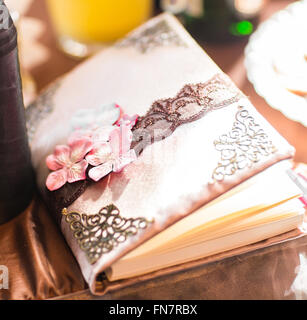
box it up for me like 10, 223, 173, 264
212, 106, 278, 182
62, 205, 153, 264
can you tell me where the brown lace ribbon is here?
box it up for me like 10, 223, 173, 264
131, 73, 243, 155
45, 73, 243, 222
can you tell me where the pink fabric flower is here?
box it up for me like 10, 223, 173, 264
87, 124, 137, 182
116, 114, 138, 129
68, 125, 114, 145
46, 138, 93, 191
46, 106, 139, 191
71, 102, 122, 130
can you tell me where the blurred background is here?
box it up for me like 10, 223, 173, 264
5, 0, 307, 163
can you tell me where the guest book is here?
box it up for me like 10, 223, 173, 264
26, 13, 306, 295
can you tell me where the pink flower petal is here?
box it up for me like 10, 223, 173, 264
109, 127, 120, 157
129, 114, 138, 127
46, 154, 64, 171
109, 125, 133, 157
46, 169, 68, 191
86, 142, 113, 166
113, 149, 137, 173
69, 138, 93, 163
68, 129, 92, 145
117, 114, 138, 128
120, 125, 133, 154
88, 161, 113, 182
66, 159, 88, 183
100, 103, 122, 126
53, 145, 71, 166
91, 126, 114, 143
115, 104, 124, 122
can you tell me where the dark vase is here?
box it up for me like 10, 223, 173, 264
0, 2, 35, 224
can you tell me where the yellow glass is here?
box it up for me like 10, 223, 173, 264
46, 0, 153, 58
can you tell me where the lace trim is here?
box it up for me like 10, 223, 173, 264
115, 19, 187, 53
25, 80, 61, 143
212, 106, 278, 182
62, 205, 153, 264
132, 73, 243, 155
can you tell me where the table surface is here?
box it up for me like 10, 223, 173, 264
22, 0, 307, 300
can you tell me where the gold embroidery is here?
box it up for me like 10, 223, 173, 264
62, 205, 153, 264
212, 106, 277, 182
116, 20, 187, 53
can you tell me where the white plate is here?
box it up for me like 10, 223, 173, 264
244, 0, 307, 127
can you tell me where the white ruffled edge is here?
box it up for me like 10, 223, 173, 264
244, 0, 307, 127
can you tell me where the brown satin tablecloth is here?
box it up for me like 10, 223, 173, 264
1, 0, 307, 300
